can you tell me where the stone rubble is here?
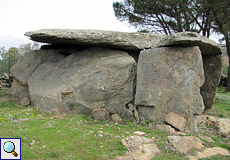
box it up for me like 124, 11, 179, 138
188, 147, 230, 159
167, 136, 204, 154
196, 115, 230, 136
116, 136, 160, 160
0, 73, 13, 88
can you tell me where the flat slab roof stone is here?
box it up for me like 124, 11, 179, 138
25, 29, 165, 51
156, 32, 222, 55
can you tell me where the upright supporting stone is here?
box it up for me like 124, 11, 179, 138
155, 32, 223, 110
135, 46, 205, 129
200, 54, 222, 110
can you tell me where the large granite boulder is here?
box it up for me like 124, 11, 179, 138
27, 47, 136, 114
25, 29, 165, 51
135, 46, 205, 129
9, 50, 65, 101
11, 50, 65, 86
156, 32, 222, 110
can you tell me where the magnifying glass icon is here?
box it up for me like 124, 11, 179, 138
3, 141, 18, 157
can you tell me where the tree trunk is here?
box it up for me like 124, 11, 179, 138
225, 32, 230, 91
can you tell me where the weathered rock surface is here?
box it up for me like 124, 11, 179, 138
199, 135, 215, 143
155, 124, 176, 134
9, 78, 30, 101
133, 131, 146, 136
165, 112, 186, 131
25, 29, 165, 51
116, 136, 160, 160
135, 46, 205, 128
216, 118, 230, 136
121, 136, 153, 150
156, 32, 222, 55
134, 109, 139, 122
91, 108, 109, 120
196, 115, 230, 136
156, 32, 222, 110
127, 103, 136, 111
20, 97, 31, 106
168, 136, 204, 154
195, 147, 229, 158
117, 107, 134, 120
196, 115, 218, 127
111, 114, 122, 124
9, 50, 65, 101
17, 47, 136, 115
11, 50, 65, 87
200, 55, 222, 110
115, 143, 160, 160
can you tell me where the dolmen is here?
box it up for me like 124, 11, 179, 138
9, 29, 222, 131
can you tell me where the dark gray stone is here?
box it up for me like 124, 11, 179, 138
135, 46, 205, 128
156, 32, 222, 55
118, 107, 134, 120
91, 108, 109, 120
25, 29, 165, 51
200, 55, 222, 110
27, 47, 136, 114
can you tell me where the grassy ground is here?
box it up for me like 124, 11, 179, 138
205, 87, 230, 118
0, 87, 230, 159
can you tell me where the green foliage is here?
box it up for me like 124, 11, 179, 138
1, 47, 20, 61
213, 87, 230, 117
0, 47, 20, 76
200, 155, 230, 160
113, 0, 214, 36
145, 119, 154, 125
157, 141, 166, 149
18, 42, 40, 55
137, 29, 150, 33
0, 42, 41, 76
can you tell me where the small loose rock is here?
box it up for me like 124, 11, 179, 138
30, 140, 35, 146
97, 131, 103, 134
133, 131, 146, 136
98, 134, 103, 137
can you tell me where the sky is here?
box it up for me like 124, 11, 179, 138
0, 0, 222, 50
0, 0, 137, 50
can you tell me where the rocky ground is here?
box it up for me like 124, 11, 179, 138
1, 88, 230, 159
114, 113, 230, 160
